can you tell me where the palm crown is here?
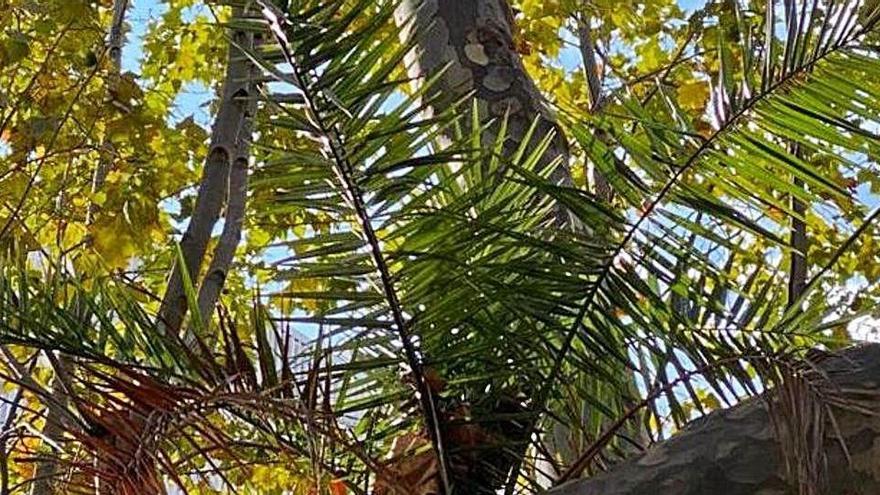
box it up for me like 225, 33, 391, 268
2, 0, 880, 493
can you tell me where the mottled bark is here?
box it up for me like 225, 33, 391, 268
106, 0, 128, 69
394, 0, 573, 225
548, 344, 880, 495
158, 8, 256, 335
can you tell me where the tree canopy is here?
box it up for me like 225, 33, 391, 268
1, 0, 880, 493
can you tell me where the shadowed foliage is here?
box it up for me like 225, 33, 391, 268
2, 0, 880, 494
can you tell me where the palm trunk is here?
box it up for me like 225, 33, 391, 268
548, 344, 880, 495
158, 6, 257, 336
393, 3, 593, 489
394, 0, 574, 226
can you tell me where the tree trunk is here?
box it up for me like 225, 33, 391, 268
27, 357, 71, 495
392, 3, 616, 489
574, 11, 613, 203
86, 0, 129, 224
194, 21, 261, 327
158, 6, 257, 335
394, 0, 573, 225
27, 3, 132, 493
547, 344, 880, 495
196, 118, 254, 324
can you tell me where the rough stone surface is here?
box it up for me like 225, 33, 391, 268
547, 344, 880, 495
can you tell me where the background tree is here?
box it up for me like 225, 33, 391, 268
1, 0, 880, 494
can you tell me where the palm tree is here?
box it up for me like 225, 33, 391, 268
2, 0, 880, 493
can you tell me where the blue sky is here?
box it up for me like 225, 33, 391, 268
123, 0, 711, 128
119, 0, 880, 338
123, 0, 215, 127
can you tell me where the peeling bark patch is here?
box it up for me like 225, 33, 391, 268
396, 0, 574, 228
483, 66, 513, 92
464, 43, 489, 65
444, 48, 474, 91
490, 96, 522, 116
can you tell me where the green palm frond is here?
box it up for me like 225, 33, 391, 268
245, 0, 630, 489
243, 0, 880, 489
544, 0, 880, 479
3, 1, 880, 494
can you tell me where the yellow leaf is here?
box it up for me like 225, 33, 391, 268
105, 170, 131, 184
767, 205, 785, 222
247, 227, 271, 250
636, 38, 665, 71
62, 222, 88, 250
291, 277, 325, 312
91, 191, 107, 206
829, 325, 851, 350
702, 392, 721, 411
678, 80, 710, 110
92, 219, 137, 268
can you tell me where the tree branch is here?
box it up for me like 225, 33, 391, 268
85, 0, 129, 225
195, 22, 262, 327
158, 5, 257, 336
575, 9, 613, 202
